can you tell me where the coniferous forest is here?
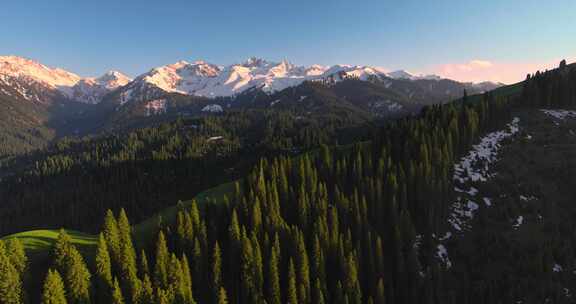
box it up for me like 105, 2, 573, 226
2, 61, 576, 304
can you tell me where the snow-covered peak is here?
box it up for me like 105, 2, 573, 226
119, 59, 396, 102
0, 55, 132, 104
387, 70, 415, 80
0, 55, 82, 88
94, 71, 132, 89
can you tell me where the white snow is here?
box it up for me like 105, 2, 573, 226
448, 117, 520, 231
270, 99, 281, 107
207, 136, 223, 142
454, 117, 520, 183
519, 195, 537, 202
512, 216, 523, 229
553, 263, 563, 272
439, 232, 452, 241
0, 56, 131, 104
437, 244, 452, 268
145, 99, 167, 116
541, 109, 576, 120
202, 104, 223, 113
117, 58, 430, 103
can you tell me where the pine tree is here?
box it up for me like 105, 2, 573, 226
53, 229, 72, 273
103, 210, 121, 265
111, 278, 125, 304
6, 239, 27, 276
296, 232, 310, 304
167, 254, 185, 303
140, 275, 155, 304
267, 247, 281, 304
65, 247, 91, 304
376, 278, 386, 304
179, 255, 195, 304
240, 233, 255, 303
41, 269, 67, 304
217, 287, 228, 304
287, 259, 298, 304
154, 231, 169, 289
0, 240, 23, 304
139, 250, 150, 278
211, 241, 223, 303
94, 233, 113, 300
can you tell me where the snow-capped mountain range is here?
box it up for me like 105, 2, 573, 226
0, 56, 131, 104
0, 55, 500, 105
117, 57, 441, 103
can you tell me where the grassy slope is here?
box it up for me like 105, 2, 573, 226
1, 181, 238, 259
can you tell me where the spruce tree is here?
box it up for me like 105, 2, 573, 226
65, 247, 91, 304
376, 278, 386, 304
154, 231, 169, 289
41, 269, 67, 304
53, 229, 72, 273
217, 287, 228, 304
211, 241, 222, 303
94, 233, 113, 300
6, 239, 27, 276
0, 240, 23, 304
103, 210, 121, 265
111, 279, 125, 304
287, 259, 298, 304
267, 247, 281, 304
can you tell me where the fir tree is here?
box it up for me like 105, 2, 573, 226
65, 247, 91, 304
211, 241, 223, 303
267, 247, 281, 304
0, 240, 23, 304
6, 239, 27, 276
217, 287, 228, 304
41, 269, 67, 304
111, 279, 125, 304
287, 259, 298, 304
154, 231, 169, 289
94, 233, 113, 300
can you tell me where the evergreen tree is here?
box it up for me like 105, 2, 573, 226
64, 247, 91, 304
0, 241, 23, 304
287, 259, 298, 304
217, 287, 228, 304
111, 279, 125, 304
103, 210, 121, 265
53, 229, 72, 273
210, 241, 223, 303
154, 231, 169, 289
267, 247, 281, 304
5, 239, 27, 276
376, 278, 386, 304
94, 233, 113, 301
41, 269, 67, 304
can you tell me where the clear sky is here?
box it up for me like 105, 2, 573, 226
1, 0, 575, 83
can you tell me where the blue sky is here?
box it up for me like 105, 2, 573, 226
1, 0, 575, 82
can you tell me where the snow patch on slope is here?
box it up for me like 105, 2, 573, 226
145, 99, 167, 116
541, 109, 576, 120
449, 117, 520, 231
202, 104, 223, 113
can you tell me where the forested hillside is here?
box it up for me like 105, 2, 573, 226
0, 107, 373, 235
2, 61, 576, 304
